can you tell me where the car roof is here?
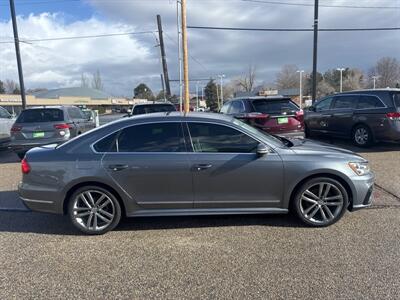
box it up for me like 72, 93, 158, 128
230, 96, 291, 102
337, 88, 400, 94
133, 102, 174, 106
22, 106, 74, 110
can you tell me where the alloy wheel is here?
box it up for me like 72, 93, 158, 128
354, 127, 369, 145
72, 190, 115, 232
299, 182, 344, 225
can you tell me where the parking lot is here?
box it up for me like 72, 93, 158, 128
1, 135, 399, 299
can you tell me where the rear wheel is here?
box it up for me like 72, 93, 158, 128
352, 125, 373, 147
293, 177, 348, 227
68, 186, 121, 235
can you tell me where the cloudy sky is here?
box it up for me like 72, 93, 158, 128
0, 0, 399, 96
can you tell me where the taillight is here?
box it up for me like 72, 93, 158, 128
54, 123, 72, 129
295, 110, 304, 122
386, 112, 400, 121
11, 125, 22, 132
21, 158, 31, 174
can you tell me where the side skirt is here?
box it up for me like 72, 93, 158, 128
128, 208, 288, 218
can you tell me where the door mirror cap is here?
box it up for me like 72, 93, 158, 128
256, 143, 269, 157
308, 106, 316, 112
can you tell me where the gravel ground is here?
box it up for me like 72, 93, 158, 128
0, 139, 399, 299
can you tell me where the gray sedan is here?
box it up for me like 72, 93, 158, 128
18, 112, 374, 234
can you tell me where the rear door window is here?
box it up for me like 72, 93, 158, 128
252, 99, 298, 115
332, 95, 358, 110
357, 96, 385, 109
16, 109, 64, 123
68, 107, 84, 120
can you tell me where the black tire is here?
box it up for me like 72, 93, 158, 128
352, 124, 373, 147
16, 152, 26, 160
293, 177, 349, 227
68, 185, 121, 235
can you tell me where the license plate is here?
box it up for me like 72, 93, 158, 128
32, 132, 45, 138
277, 117, 289, 124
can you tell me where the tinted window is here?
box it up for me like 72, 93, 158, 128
188, 123, 259, 153
220, 103, 230, 114
16, 109, 64, 123
252, 99, 298, 115
315, 97, 333, 112
230, 101, 245, 114
357, 96, 385, 109
68, 107, 84, 119
393, 92, 400, 108
93, 132, 118, 152
333, 96, 357, 109
0, 107, 10, 118
118, 123, 185, 152
133, 104, 175, 115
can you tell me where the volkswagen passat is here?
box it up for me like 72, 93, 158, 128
18, 112, 374, 234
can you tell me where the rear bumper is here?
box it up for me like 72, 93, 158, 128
18, 182, 63, 214
0, 137, 11, 149
10, 138, 67, 153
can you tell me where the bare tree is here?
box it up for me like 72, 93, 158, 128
370, 57, 400, 88
81, 73, 90, 88
91, 70, 104, 90
4, 79, 18, 94
342, 68, 364, 91
235, 65, 257, 92
275, 64, 299, 90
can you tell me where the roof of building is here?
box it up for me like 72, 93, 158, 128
277, 88, 300, 96
32, 87, 112, 100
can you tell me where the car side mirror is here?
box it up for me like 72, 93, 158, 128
256, 143, 269, 157
308, 106, 316, 112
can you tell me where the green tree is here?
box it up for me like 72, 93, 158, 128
0, 80, 5, 94
134, 83, 154, 100
155, 90, 166, 101
204, 79, 219, 111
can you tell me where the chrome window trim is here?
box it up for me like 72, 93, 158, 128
90, 119, 276, 155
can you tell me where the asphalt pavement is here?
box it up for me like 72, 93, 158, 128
0, 126, 399, 299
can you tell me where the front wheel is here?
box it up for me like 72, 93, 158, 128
68, 186, 121, 235
293, 177, 348, 227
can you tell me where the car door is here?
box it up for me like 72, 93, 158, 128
329, 95, 358, 137
101, 122, 193, 209
306, 96, 334, 134
185, 121, 284, 209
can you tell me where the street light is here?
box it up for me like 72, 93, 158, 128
218, 74, 225, 108
336, 68, 345, 92
372, 76, 379, 89
296, 70, 304, 108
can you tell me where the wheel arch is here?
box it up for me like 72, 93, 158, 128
63, 181, 126, 217
288, 173, 354, 210
351, 122, 375, 141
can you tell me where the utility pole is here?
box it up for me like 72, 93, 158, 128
311, 0, 319, 103
160, 74, 166, 102
157, 15, 171, 99
9, 0, 26, 109
176, 1, 183, 112
181, 0, 190, 113
297, 70, 304, 108
337, 68, 345, 92
218, 74, 225, 107
196, 82, 199, 111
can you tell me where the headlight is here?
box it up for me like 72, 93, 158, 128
348, 162, 370, 176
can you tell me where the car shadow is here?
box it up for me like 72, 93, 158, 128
0, 210, 304, 236
0, 148, 19, 163
307, 136, 400, 153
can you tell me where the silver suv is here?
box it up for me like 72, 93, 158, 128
10, 106, 95, 158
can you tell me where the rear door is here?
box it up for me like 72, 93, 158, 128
185, 121, 284, 209
101, 122, 193, 209
329, 95, 358, 137
13, 108, 65, 142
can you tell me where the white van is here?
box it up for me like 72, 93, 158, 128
0, 106, 15, 148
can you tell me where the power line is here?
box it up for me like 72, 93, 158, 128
187, 25, 400, 32
0, 30, 156, 44
241, 0, 400, 9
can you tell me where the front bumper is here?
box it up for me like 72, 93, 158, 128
348, 172, 375, 211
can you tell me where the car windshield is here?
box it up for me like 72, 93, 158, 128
232, 118, 288, 148
16, 109, 64, 123
252, 99, 299, 115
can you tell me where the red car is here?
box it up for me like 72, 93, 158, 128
220, 96, 304, 137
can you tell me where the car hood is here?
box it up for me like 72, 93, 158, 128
289, 139, 366, 161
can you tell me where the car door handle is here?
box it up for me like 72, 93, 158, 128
192, 164, 213, 171
108, 164, 129, 171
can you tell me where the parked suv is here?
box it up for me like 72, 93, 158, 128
0, 106, 15, 149
10, 106, 94, 158
304, 89, 400, 146
220, 96, 304, 137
